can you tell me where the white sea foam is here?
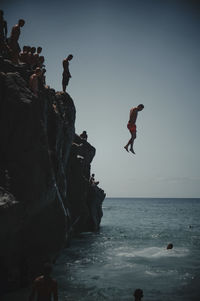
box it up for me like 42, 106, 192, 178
116, 247, 189, 258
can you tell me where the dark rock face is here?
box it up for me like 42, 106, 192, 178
67, 135, 105, 234
0, 58, 105, 294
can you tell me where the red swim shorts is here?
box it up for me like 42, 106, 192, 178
127, 122, 136, 133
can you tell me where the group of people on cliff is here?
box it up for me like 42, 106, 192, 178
0, 10, 73, 97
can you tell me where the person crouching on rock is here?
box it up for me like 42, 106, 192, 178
29, 67, 42, 97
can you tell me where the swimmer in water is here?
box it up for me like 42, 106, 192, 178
167, 243, 173, 250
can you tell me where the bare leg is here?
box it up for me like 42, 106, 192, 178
124, 132, 136, 154
129, 132, 136, 154
129, 133, 136, 154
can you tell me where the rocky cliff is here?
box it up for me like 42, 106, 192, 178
0, 57, 105, 294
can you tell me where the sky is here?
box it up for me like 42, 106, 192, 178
1, 0, 200, 198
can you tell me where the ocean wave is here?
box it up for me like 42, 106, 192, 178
116, 247, 189, 258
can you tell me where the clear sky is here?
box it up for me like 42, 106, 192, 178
1, 0, 200, 198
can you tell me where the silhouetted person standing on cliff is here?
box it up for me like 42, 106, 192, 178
29, 263, 58, 301
62, 54, 73, 92
0, 10, 8, 56
0, 10, 7, 43
8, 18, 25, 63
124, 104, 144, 154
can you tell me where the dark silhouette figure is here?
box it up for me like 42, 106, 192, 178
133, 288, 144, 301
37, 55, 45, 68
8, 19, 25, 63
28, 46, 37, 66
29, 263, 58, 301
0, 10, 8, 55
89, 173, 99, 186
62, 54, 73, 92
124, 104, 144, 154
0, 10, 7, 42
89, 173, 95, 184
37, 46, 42, 55
80, 130, 88, 140
19, 45, 29, 63
167, 243, 173, 250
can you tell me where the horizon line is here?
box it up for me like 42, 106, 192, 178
105, 196, 200, 199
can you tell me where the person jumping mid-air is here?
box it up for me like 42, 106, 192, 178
124, 104, 144, 154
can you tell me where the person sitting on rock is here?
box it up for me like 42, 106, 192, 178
34, 47, 42, 67
90, 173, 99, 186
19, 45, 29, 63
89, 173, 95, 185
29, 263, 58, 301
133, 288, 143, 301
37, 55, 45, 68
27, 46, 38, 67
29, 67, 42, 97
80, 130, 88, 141
8, 18, 25, 64
37, 46, 42, 55
62, 54, 73, 92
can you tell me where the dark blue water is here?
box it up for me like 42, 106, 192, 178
54, 198, 200, 300
3, 198, 200, 300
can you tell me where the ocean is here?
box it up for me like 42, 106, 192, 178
54, 197, 200, 301
2, 197, 200, 300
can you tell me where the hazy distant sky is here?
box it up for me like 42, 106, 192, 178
1, 0, 200, 198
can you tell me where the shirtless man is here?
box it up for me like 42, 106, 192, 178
29, 67, 42, 97
8, 19, 25, 63
29, 263, 58, 301
62, 54, 73, 92
124, 104, 144, 154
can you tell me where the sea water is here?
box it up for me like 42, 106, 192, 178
54, 198, 200, 301
2, 198, 200, 301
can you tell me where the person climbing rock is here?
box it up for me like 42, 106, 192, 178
124, 104, 144, 154
62, 54, 73, 92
